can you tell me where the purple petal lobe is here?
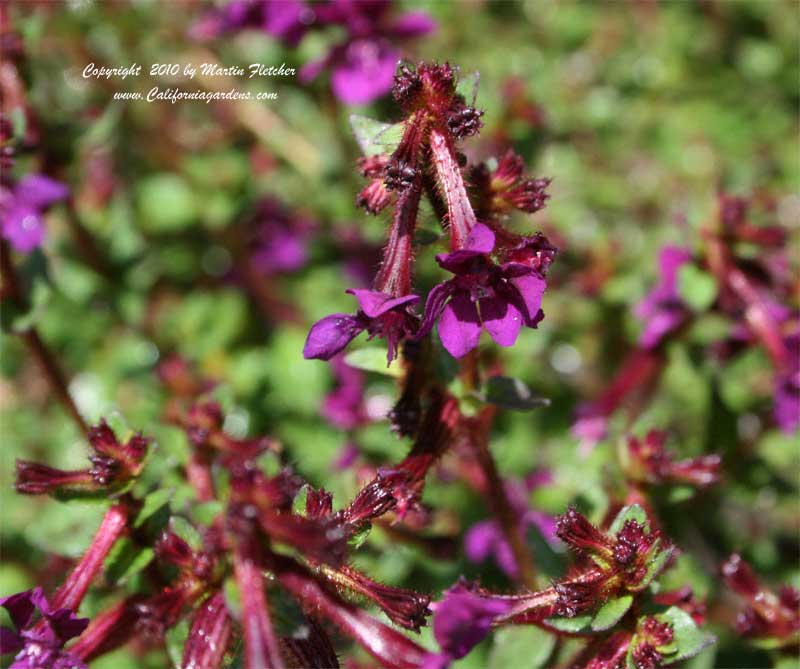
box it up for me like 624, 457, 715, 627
480, 297, 523, 347
14, 175, 69, 209
417, 282, 454, 340
438, 293, 481, 358
0, 589, 38, 630
0, 627, 23, 654
464, 223, 495, 254
303, 314, 363, 360
431, 587, 511, 660
346, 288, 418, 318
1, 204, 45, 253
331, 39, 398, 105
509, 273, 546, 324
391, 11, 437, 38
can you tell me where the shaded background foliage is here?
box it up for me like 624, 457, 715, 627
1, 1, 798, 668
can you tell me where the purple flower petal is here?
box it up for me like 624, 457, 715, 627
464, 520, 518, 579
480, 297, 523, 347
463, 223, 495, 254
346, 288, 419, 318
333, 441, 360, 470
464, 520, 498, 563
0, 627, 23, 655
330, 39, 399, 105
421, 652, 451, 669
390, 11, 437, 38
658, 246, 693, 286
1, 203, 46, 253
261, 0, 309, 46
417, 281, 454, 340
431, 586, 511, 660
0, 589, 38, 630
14, 175, 69, 209
508, 273, 546, 325
638, 308, 685, 350
438, 292, 482, 358
303, 314, 364, 360
299, 54, 331, 84
44, 607, 90, 643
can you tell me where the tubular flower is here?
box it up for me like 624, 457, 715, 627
634, 246, 693, 349
15, 420, 149, 497
624, 430, 721, 488
722, 554, 800, 643
418, 223, 553, 358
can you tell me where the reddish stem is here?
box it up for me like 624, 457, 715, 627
233, 545, 285, 669
1, 240, 88, 434
52, 503, 129, 611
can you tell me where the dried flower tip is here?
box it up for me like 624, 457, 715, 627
357, 178, 392, 214
446, 105, 484, 139
328, 565, 431, 631
555, 506, 613, 556
553, 578, 602, 618
722, 554, 760, 597
14, 461, 96, 496
392, 63, 422, 108
384, 158, 418, 191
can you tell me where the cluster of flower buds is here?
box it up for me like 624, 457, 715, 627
722, 554, 800, 645
304, 61, 556, 363
622, 430, 721, 489
407, 503, 713, 669
550, 505, 673, 617
15, 420, 149, 498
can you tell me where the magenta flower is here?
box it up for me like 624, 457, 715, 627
303, 288, 419, 362
322, 355, 368, 430
635, 246, 692, 349
465, 474, 556, 579
190, 0, 311, 44
774, 328, 800, 434
423, 584, 512, 668
0, 588, 89, 669
419, 224, 551, 358
0, 174, 69, 253
250, 198, 314, 274
299, 1, 436, 105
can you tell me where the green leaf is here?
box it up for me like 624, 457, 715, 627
637, 540, 674, 590
609, 504, 648, 535
165, 617, 189, 668
349, 114, 404, 156
348, 523, 372, 550
344, 348, 403, 377
170, 516, 202, 551
480, 376, 550, 411
489, 625, 556, 669
659, 606, 716, 662
543, 614, 592, 633
134, 488, 173, 529
591, 595, 633, 631
677, 265, 718, 312
136, 173, 197, 232
192, 500, 224, 527
456, 70, 481, 103
104, 538, 155, 585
